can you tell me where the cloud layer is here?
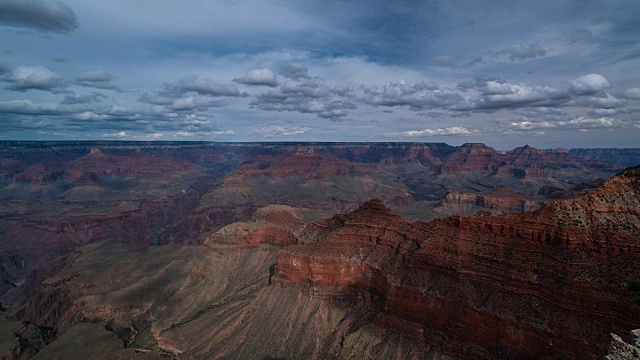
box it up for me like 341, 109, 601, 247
0, 0, 638, 146
75, 70, 121, 91
0, 0, 77, 33
234, 68, 279, 87
5, 66, 65, 92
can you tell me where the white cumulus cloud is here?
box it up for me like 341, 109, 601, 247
622, 88, 640, 99
569, 73, 611, 95
103, 131, 128, 137
6, 65, 65, 92
234, 68, 279, 87
390, 126, 475, 137
250, 125, 310, 137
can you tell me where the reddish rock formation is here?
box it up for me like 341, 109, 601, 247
1, 141, 638, 358
235, 145, 370, 179
275, 166, 640, 359
434, 143, 599, 175
205, 205, 306, 249
435, 188, 545, 216
439, 143, 503, 172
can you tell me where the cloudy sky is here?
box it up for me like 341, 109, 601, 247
1, 0, 639, 148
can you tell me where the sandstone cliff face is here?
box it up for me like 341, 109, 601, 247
205, 205, 306, 249
434, 188, 546, 216
439, 143, 503, 171
274, 167, 640, 359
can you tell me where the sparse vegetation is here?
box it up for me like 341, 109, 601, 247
627, 280, 640, 292
626, 281, 640, 307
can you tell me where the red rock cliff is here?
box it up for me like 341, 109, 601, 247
275, 167, 640, 359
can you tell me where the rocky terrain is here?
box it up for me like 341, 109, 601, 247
275, 165, 640, 359
0, 141, 639, 359
605, 329, 640, 359
569, 148, 640, 166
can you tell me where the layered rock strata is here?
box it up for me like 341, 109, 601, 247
275, 166, 640, 359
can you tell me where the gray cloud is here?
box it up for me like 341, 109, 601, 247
165, 75, 244, 97
588, 108, 620, 117
0, 60, 10, 75
50, 54, 72, 63
0, 99, 73, 115
456, 75, 620, 111
102, 131, 128, 138
622, 88, 640, 99
361, 81, 462, 110
0, 99, 226, 138
563, 29, 593, 44
279, 63, 310, 80
575, 94, 625, 109
138, 76, 245, 118
75, 70, 121, 91
433, 55, 456, 68
1, 0, 639, 145
0, 0, 77, 33
456, 75, 502, 91
513, 107, 565, 117
436, 42, 549, 69
362, 74, 626, 114
496, 43, 547, 61
471, 82, 570, 110
568, 73, 611, 95
138, 93, 173, 106
251, 79, 356, 120
61, 91, 106, 105
509, 116, 623, 131
138, 76, 245, 120
168, 96, 227, 111
234, 68, 279, 87
4, 65, 65, 92
250, 125, 310, 137
172, 129, 234, 138
369, 78, 568, 113
389, 126, 476, 137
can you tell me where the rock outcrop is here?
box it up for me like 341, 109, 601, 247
275, 166, 640, 359
205, 205, 306, 249
605, 329, 640, 359
435, 188, 545, 216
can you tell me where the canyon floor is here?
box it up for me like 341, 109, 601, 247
1, 141, 639, 359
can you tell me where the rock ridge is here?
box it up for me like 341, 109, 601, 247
274, 167, 640, 359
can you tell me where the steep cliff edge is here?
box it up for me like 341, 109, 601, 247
275, 166, 640, 359
434, 188, 546, 216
